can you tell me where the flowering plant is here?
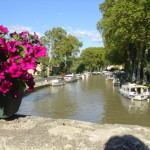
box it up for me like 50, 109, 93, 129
0, 25, 46, 98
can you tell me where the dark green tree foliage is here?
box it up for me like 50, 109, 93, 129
40, 27, 82, 73
39, 31, 52, 67
80, 47, 105, 72
97, 0, 150, 82
51, 28, 82, 72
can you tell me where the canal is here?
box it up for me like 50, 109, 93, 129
17, 75, 150, 127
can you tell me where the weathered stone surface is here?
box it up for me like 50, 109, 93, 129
0, 116, 150, 150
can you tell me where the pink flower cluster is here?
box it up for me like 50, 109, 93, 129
0, 25, 46, 97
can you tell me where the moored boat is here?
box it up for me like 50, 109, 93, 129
119, 83, 150, 101
51, 77, 66, 86
113, 78, 121, 86
64, 74, 77, 83
106, 74, 114, 82
75, 74, 82, 79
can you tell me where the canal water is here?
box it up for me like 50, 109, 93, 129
17, 75, 150, 127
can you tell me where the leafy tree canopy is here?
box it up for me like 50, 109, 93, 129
80, 47, 105, 71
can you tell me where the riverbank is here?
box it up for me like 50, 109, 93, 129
0, 116, 150, 150
24, 78, 53, 96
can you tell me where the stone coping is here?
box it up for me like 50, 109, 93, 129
0, 116, 150, 150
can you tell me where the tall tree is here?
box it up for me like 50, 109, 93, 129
80, 47, 105, 72
40, 27, 82, 73
97, 0, 150, 82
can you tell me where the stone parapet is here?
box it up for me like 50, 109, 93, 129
0, 116, 149, 150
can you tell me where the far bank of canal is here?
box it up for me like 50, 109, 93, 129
17, 75, 150, 127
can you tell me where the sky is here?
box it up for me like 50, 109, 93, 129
1, 0, 105, 51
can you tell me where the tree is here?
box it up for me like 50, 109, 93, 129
50, 27, 82, 72
97, 0, 150, 82
39, 30, 53, 76
40, 27, 82, 73
79, 47, 105, 72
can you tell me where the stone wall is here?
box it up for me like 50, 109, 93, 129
0, 116, 150, 150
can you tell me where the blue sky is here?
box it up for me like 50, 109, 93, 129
1, 0, 104, 51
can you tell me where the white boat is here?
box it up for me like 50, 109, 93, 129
51, 77, 66, 86
75, 74, 82, 79
119, 83, 150, 101
84, 72, 92, 77
64, 74, 77, 83
81, 74, 86, 79
106, 74, 114, 82
113, 78, 121, 86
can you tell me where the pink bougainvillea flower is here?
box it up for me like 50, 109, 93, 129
22, 72, 33, 81
6, 41, 22, 53
0, 38, 8, 54
0, 25, 9, 34
19, 31, 29, 40
6, 41, 18, 53
3, 61, 14, 73
3, 60, 16, 73
19, 56, 36, 70
0, 38, 6, 46
9, 51, 21, 60
27, 80, 35, 92
0, 70, 5, 81
0, 25, 47, 95
33, 46, 47, 57
20, 31, 29, 35
24, 43, 33, 56
9, 32, 17, 38
37, 42, 43, 46
0, 80, 12, 93
33, 32, 39, 40
9, 64, 23, 78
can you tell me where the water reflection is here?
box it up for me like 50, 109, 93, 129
48, 85, 77, 118
18, 75, 150, 127
120, 96, 149, 114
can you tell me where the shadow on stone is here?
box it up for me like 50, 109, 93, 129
104, 135, 149, 150
5, 114, 30, 121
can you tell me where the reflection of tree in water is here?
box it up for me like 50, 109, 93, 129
101, 82, 150, 126
50, 86, 78, 119
21, 75, 150, 126
104, 135, 149, 150
80, 75, 106, 92
33, 86, 77, 119
100, 80, 128, 124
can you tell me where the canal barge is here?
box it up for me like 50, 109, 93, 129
51, 77, 66, 86
64, 74, 77, 83
113, 78, 121, 86
106, 74, 115, 82
119, 83, 150, 101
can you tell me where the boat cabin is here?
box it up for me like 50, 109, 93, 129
130, 86, 148, 94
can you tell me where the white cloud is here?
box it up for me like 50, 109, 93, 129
7, 25, 32, 33
5, 25, 102, 44
6, 25, 43, 37
66, 27, 102, 42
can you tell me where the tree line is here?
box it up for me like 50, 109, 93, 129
38, 27, 105, 75
97, 0, 150, 83
38, 0, 150, 83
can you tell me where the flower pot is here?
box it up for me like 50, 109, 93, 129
0, 88, 24, 119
